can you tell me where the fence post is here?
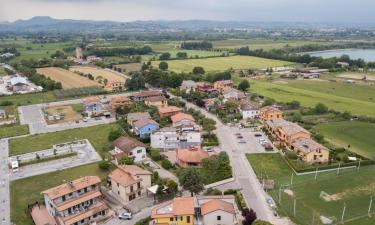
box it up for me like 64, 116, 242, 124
341, 203, 346, 224
293, 198, 296, 217
368, 196, 373, 217
314, 168, 318, 180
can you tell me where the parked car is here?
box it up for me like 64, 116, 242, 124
119, 212, 132, 220
239, 139, 246, 144
263, 143, 273, 151
259, 138, 266, 143
254, 133, 262, 137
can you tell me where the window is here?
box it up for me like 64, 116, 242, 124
118, 191, 120, 195
217, 215, 221, 221
130, 185, 134, 192
62, 196, 66, 202
187, 216, 190, 223
170, 218, 173, 221
137, 149, 142, 153
137, 182, 141, 188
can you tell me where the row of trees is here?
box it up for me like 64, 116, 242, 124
181, 41, 213, 50
88, 46, 153, 57
159, 52, 189, 60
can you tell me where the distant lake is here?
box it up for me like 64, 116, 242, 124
308, 49, 375, 62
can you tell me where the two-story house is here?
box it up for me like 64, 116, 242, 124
145, 96, 168, 108
41, 176, 112, 225
127, 112, 151, 126
109, 165, 152, 203
82, 96, 109, 117
222, 88, 246, 103
133, 118, 160, 139
158, 106, 183, 118
290, 137, 330, 164
176, 146, 209, 168
132, 90, 165, 102
109, 96, 132, 110
110, 136, 147, 164
259, 106, 283, 121
151, 127, 201, 151
265, 119, 311, 146
213, 80, 234, 91
171, 112, 200, 132
239, 100, 260, 119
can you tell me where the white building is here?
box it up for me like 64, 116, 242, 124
110, 136, 147, 164
151, 127, 201, 150
239, 100, 260, 119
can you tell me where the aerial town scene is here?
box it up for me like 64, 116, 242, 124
1, 0, 375, 225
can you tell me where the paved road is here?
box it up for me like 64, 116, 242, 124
18, 92, 134, 134
0, 138, 10, 225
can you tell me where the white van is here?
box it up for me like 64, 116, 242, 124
11, 161, 19, 173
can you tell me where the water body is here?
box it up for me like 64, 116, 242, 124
309, 49, 375, 62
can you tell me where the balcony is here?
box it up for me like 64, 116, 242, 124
126, 186, 144, 196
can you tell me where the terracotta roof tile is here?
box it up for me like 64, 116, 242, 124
200, 199, 235, 215
177, 146, 209, 163
112, 136, 147, 153
171, 112, 195, 124
158, 106, 182, 114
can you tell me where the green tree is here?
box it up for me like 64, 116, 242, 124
165, 179, 178, 193
125, 72, 146, 90
286, 100, 300, 109
98, 160, 111, 171
108, 129, 122, 141
118, 156, 134, 165
291, 112, 302, 122
192, 66, 205, 74
159, 52, 171, 60
178, 168, 204, 196
159, 61, 168, 70
176, 52, 188, 59
238, 79, 250, 92
161, 159, 173, 170
225, 100, 239, 113
314, 103, 328, 114
150, 148, 161, 161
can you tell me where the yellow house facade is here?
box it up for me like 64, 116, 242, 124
260, 106, 283, 121
152, 197, 194, 225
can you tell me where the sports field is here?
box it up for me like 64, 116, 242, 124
152, 55, 294, 73
69, 66, 125, 84
37, 67, 100, 89
317, 121, 375, 159
241, 78, 375, 117
247, 153, 375, 225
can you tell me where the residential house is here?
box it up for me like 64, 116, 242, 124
82, 96, 109, 117
171, 112, 200, 132
132, 90, 164, 101
109, 96, 132, 110
109, 165, 152, 203
133, 118, 160, 138
144, 96, 168, 108
76, 47, 83, 59
86, 55, 102, 63
110, 136, 147, 164
151, 127, 201, 150
40, 176, 112, 225
202, 98, 218, 111
158, 106, 183, 118
10, 76, 28, 92
265, 119, 310, 146
239, 100, 260, 119
127, 112, 151, 126
337, 61, 350, 68
105, 81, 124, 91
259, 106, 283, 121
176, 146, 209, 168
151, 195, 238, 225
213, 80, 233, 91
222, 88, 246, 102
290, 137, 329, 164
196, 82, 215, 93
180, 80, 197, 93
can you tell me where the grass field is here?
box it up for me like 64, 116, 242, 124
10, 163, 109, 225
247, 153, 375, 225
0, 124, 29, 138
37, 67, 100, 89
0, 67, 7, 76
317, 121, 375, 159
238, 78, 375, 117
162, 49, 230, 58
152, 55, 294, 73
69, 66, 125, 84
336, 72, 375, 81
11, 42, 73, 62
0, 92, 58, 106
115, 63, 142, 74
9, 123, 120, 157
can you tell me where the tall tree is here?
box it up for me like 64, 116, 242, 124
238, 80, 250, 92
178, 168, 204, 196
159, 61, 169, 70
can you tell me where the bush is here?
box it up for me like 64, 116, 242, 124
98, 160, 111, 171
135, 217, 151, 225
285, 150, 298, 160
108, 129, 122, 141
204, 188, 222, 196
150, 148, 161, 161
161, 159, 173, 170
314, 103, 328, 114
118, 156, 134, 165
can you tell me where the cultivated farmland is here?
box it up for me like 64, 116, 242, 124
37, 67, 99, 89
152, 55, 294, 73
69, 66, 126, 83
317, 121, 375, 159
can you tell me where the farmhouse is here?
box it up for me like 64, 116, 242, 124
37, 176, 113, 225
260, 106, 283, 121
144, 96, 168, 108
158, 106, 183, 118
110, 136, 147, 164
151, 195, 237, 225
290, 137, 329, 164
213, 80, 234, 91
265, 119, 310, 146
176, 146, 209, 168
109, 96, 132, 110
133, 118, 160, 139
132, 90, 164, 101
109, 165, 152, 203
239, 100, 260, 119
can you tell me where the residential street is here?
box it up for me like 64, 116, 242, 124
0, 138, 10, 225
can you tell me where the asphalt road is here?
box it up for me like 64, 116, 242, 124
0, 138, 10, 225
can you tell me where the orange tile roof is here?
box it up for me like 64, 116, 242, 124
56, 191, 102, 211
171, 112, 195, 124
261, 106, 282, 114
109, 165, 151, 187
177, 146, 209, 163
112, 136, 147, 153
82, 96, 100, 105
62, 201, 110, 225
158, 106, 182, 114
200, 199, 235, 215
110, 95, 131, 103
42, 176, 101, 200
133, 90, 163, 98
133, 118, 159, 129
151, 197, 195, 218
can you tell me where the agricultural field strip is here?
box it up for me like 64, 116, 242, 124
69, 66, 125, 82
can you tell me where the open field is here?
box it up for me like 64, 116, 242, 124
37, 67, 100, 89
336, 72, 375, 81
0, 92, 58, 105
152, 55, 295, 73
10, 163, 109, 225
44, 105, 82, 124
162, 49, 231, 58
236, 77, 375, 116
247, 153, 375, 225
0, 124, 29, 138
317, 121, 375, 159
69, 66, 125, 84
115, 63, 142, 73
212, 39, 340, 50
9, 123, 120, 157
0, 67, 7, 76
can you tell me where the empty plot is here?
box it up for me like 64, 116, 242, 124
44, 105, 82, 125
37, 67, 99, 89
69, 66, 125, 83
337, 72, 375, 81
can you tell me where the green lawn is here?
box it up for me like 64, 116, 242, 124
0, 92, 58, 106
10, 163, 109, 225
239, 78, 375, 117
317, 121, 375, 159
0, 124, 29, 138
9, 123, 120, 157
247, 153, 375, 225
0, 67, 7, 76
152, 55, 294, 73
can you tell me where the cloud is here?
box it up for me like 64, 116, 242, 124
0, 0, 374, 23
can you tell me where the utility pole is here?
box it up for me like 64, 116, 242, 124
358, 160, 361, 171
278, 186, 282, 204
341, 203, 346, 224
312, 210, 315, 225
337, 163, 341, 175
369, 196, 373, 217
290, 172, 294, 185
314, 168, 318, 180
293, 198, 297, 217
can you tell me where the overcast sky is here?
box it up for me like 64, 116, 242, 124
0, 0, 374, 23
